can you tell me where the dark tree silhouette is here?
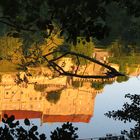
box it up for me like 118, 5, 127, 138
0, 114, 79, 140
105, 94, 140, 139
0, 0, 110, 41
0, 114, 46, 140
50, 122, 78, 140
0, 0, 139, 44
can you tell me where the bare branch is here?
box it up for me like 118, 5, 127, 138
21, 47, 124, 79
49, 52, 68, 62
75, 55, 80, 74
43, 50, 60, 58
50, 61, 65, 73
42, 50, 125, 79
61, 72, 117, 79
82, 62, 88, 76
67, 51, 118, 73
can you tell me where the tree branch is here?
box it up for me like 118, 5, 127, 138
75, 55, 80, 74
42, 50, 125, 79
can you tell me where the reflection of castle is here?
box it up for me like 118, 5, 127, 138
0, 48, 119, 123
0, 74, 101, 123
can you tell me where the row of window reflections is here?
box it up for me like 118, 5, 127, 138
5, 91, 23, 94
2, 91, 43, 100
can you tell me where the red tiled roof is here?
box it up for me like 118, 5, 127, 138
2, 110, 42, 119
1, 111, 92, 123
43, 115, 91, 123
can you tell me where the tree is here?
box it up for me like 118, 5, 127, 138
116, 76, 129, 83
0, 114, 79, 140
1, 0, 138, 79
0, 0, 139, 44
0, 36, 23, 62
45, 0, 140, 46
46, 89, 62, 104
50, 122, 78, 140
105, 94, 140, 139
70, 38, 94, 65
0, 0, 110, 43
0, 114, 46, 140
91, 82, 105, 90
42, 49, 125, 79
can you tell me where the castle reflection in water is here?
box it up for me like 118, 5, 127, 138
0, 71, 115, 123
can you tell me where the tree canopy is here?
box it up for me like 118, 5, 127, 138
0, 0, 139, 45
0, 0, 139, 79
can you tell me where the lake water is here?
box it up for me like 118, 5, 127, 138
0, 48, 139, 139
37, 77, 139, 139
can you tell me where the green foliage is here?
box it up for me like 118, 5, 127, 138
104, 80, 114, 85
47, 0, 110, 44
109, 55, 140, 68
0, 0, 52, 54
72, 81, 83, 88
71, 38, 94, 55
0, 0, 139, 46
46, 90, 62, 104
117, 76, 129, 83
91, 82, 105, 90
108, 42, 140, 74
91, 80, 114, 90
97, 1, 140, 46
0, 36, 23, 61
70, 38, 94, 65
0, 0, 139, 77
109, 42, 137, 57
0, 0, 139, 70
27, 44, 44, 64
0, 0, 49, 29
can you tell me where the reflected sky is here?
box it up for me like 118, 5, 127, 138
78, 77, 139, 138
39, 77, 140, 139
0, 47, 140, 139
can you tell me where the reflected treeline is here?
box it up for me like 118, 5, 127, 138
108, 42, 140, 78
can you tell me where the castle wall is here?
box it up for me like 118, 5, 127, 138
0, 84, 97, 117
